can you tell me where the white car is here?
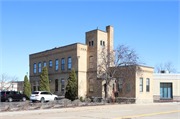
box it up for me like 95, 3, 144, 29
30, 91, 58, 103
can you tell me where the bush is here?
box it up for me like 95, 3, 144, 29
80, 96, 83, 102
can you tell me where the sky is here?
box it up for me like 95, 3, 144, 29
0, 0, 179, 81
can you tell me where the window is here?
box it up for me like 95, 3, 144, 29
89, 56, 94, 69
146, 78, 150, 92
55, 79, 58, 91
61, 58, 65, 70
68, 57, 71, 69
89, 42, 91, 46
43, 61, 46, 67
103, 41, 105, 46
118, 78, 123, 93
34, 63, 36, 73
92, 41, 93, 46
140, 78, 143, 92
104, 84, 106, 92
49, 60, 52, 67
38, 63, 41, 73
55, 59, 58, 70
33, 81, 36, 91
89, 84, 93, 92
61, 79, 65, 91
160, 83, 172, 99
127, 83, 131, 92
100, 41, 102, 46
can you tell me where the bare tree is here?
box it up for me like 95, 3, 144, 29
97, 45, 141, 98
0, 74, 18, 91
155, 61, 176, 73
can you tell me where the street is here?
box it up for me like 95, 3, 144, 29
0, 103, 180, 119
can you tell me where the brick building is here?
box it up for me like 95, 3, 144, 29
29, 25, 154, 103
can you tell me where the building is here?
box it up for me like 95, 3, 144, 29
29, 25, 154, 103
153, 73, 180, 101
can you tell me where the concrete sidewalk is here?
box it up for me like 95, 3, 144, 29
0, 102, 179, 117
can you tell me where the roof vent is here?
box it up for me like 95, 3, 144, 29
161, 70, 169, 73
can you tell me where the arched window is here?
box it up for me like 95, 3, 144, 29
55, 59, 58, 70
146, 78, 150, 92
100, 41, 102, 46
68, 57, 71, 69
43, 61, 46, 67
55, 79, 58, 91
38, 63, 41, 73
89, 56, 94, 69
61, 79, 65, 91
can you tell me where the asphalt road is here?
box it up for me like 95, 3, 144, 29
0, 103, 180, 119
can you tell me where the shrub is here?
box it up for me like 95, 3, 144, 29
80, 96, 83, 102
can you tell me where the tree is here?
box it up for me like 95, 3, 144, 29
39, 66, 50, 91
23, 75, 31, 98
0, 74, 18, 91
97, 45, 141, 98
155, 61, 176, 73
65, 68, 78, 101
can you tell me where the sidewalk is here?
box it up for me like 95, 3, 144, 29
0, 102, 179, 117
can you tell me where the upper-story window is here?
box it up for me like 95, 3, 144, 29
100, 41, 102, 46
49, 60, 52, 67
92, 41, 94, 46
103, 41, 105, 46
38, 63, 41, 73
43, 61, 46, 67
55, 59, 58, 70
140, 78, 143, 92
89, 42, 91, 46
89, 56, 94, 69
61, 58, 65, 70
68, 57, 71, 69
34, 63, 36, 73
55, 79, 58, 91
146, 78, 150, 92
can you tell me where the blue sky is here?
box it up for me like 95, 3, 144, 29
0, 0, 179, 81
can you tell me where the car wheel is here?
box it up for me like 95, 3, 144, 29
22, 97, 26, 102
8, 97, 13, 102
40, 97, 44, 103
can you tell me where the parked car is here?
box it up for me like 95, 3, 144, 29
30, 91, 58, 103
1, 91, 28, 102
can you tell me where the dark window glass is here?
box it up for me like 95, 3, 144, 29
61, 58, 65, 70
55, 59, 58, 70
34, 63, 36, 73
38, 63, 41, 73
103, 41, 105, 46
68, 57, 71, 69
89, 42, 91, 46
32, 92, 39, 94
146, 78, 150, 92
92, 41, 93, 46
33, 86, 36, 91
100, 41, 102, 46
104, 84, 106, 92
61, 79, 65, 91
140, 78, 143, 92
49, 60, 52, 67
55, 79, 58, 91
43, 62, 46, 67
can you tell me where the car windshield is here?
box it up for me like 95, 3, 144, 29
32, 92, 39, 94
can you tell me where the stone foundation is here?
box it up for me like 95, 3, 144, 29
153, 95, 180, 101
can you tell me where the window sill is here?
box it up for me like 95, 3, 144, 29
160, 98, 173, 100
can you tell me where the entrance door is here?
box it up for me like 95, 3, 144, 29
160, 83, 172, 99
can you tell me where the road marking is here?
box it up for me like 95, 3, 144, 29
114, 110, 180, 119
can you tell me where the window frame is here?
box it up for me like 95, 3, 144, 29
43, 61, 46, 67
55, 59, 59, 71
49, 60, 52, 67
103, 41, 105, 46
100, 41, 102, 46
55, 79, 58, 91
118, 78, 123, 93
61, 79, 65, 91
89, 84, 94, 92
146, 78, 150, 92
91, 41, 93, 46
68, 57, 71, 70
89, 42, 91, 46
34, 63, 36, 73
61, 58, 65, 70
140, 78, 143, 92
38, 62, 41, 73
